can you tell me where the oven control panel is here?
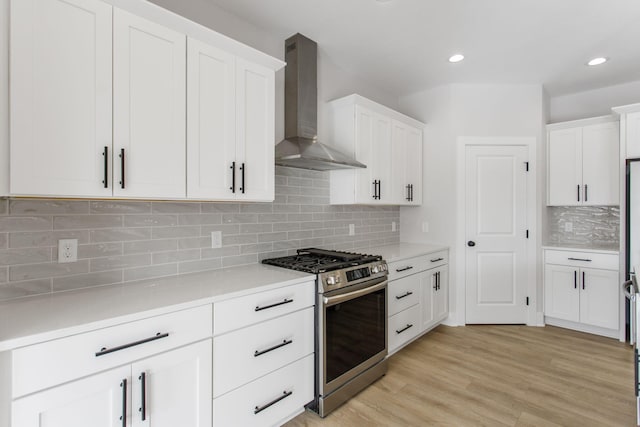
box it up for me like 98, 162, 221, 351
319, 261, 388, 292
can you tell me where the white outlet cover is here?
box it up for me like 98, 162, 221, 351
348, 224, 355, 236
211, 231, 222, 248
564, 222, 573, 232
58, 239, 78, 263
422, 222, 429, 233
391, 221, 397, 232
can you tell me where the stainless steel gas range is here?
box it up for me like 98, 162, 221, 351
262, 248, 388, 417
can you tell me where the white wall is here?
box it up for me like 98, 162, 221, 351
399, 84, 545, 325
0, 0, 8, 195
550, 80, 640, 123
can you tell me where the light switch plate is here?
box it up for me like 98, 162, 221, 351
348, 224, 355, 236
564, 222, 573, 232
211, 231, 222, 248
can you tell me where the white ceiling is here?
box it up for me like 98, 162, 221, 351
205, 0, 640, 97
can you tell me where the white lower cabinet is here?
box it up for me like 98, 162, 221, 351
12, 339, 212, 427
544, 249, 619, 337
212, 279, 316, 426
387, 250, 449, 355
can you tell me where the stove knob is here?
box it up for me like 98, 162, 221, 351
371, 266, 380, 274
327, 276, 340, 286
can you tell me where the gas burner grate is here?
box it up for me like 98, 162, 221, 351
262, 248, 381, 274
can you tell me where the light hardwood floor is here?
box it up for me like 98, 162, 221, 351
284, 325, 635, 427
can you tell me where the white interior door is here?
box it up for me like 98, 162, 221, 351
465, 145, 528, 324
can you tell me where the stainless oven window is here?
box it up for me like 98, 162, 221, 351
325, 287, 386, 383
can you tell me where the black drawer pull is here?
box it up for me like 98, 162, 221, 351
255, 298, 293, 312
396, 266, 413, 272
567, 257, 592, 262
95, 332, 169, 357
430, 257, 444, 263
254, 390, 293, 414
396, 324, 414, 334
395, 291, 414, 300
254, 339, 293, 357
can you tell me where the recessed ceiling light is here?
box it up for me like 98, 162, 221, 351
587, 57, 608, 66
449, 54, 465, 63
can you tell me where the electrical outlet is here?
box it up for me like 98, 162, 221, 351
211, 231, 222, 249
348, 224, 355, 236
422, 222, 429, 233
564, 222, 573, 232
391, 221, 397, 232
58, 239, 78, 263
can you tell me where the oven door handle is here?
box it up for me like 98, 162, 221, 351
323, 279, 387, 307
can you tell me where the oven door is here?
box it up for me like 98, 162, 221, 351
319, 277, 387, 397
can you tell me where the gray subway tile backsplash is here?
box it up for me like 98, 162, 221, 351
0, 167, 400, 301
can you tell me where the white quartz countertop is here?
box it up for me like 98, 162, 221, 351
542, 245, 619, 254
365, 242, 449, 263
0, 264, 313, 352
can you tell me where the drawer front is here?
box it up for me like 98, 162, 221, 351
213, 354, 314, 427
12, 304, 212, 398
214, 280, 315, 335
545, 249, 618, 270
387, 251, 448, 281
213, 307, 314, 397
388, 274, 420, 316
388, 304, 421, 354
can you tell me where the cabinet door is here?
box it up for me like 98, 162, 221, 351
544, 264, 579, 322
547, 128, 582, 206
113, 9, 186, 199
186, 38, 236, 200
235, 58, 275, 201
373, 113, 393, 203
433, 266, 448, 321
390, 120, 408, 204
12, 366, 129, 427
405, 126, 423, 205
354, 107, 392, 203
626, 112, 640, 159
10, 0, 113, 197
579, 268, 619, 329
421, 271, 435, 330
131, 340, 212, 427
582, 122, 619, 205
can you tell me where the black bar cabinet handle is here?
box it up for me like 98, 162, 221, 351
102, 146, 108, 188
254, 339, 293, 357
254, 390, 293, 414
410, 184, 413, 201
582, 271, 585, 290
433, 272, 438, 290
568, 257, 592, 262
119, 149, 125, 189
255, 298, 293, 312
372, 180, 378, 199
396, 324, 413, 334
574, 270, 577, 289
577, 184, 580, 202
120, 378, 127, 427
584, 184, 588, 202
395, 291, 413, 300
378, 180, 382, 199
437, 271, 440, 290
240, 163, 245, 194
406, 184, 411, 201
396, 266, 413, 272
139, 372, 146, 421
230, 161, 236, 193
431, 257, 444, 263
95, 332, 169, 357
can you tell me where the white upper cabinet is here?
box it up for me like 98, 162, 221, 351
391, 120, 423, 205
547, 116, 619, 206
613, 103, 640, 159
187, 38, 236, 200
328, 95, 424, 205
9, 0, 283, 200
10, 0, 113, 197
113, 9, 186, 199
186, 42, 275, 201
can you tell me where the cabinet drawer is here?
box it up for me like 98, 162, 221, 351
544, 249, 618, 270
388, 274, 420, 316
387, 251, 448, 281
213, 307, 314, 397
213, 354, 314, 427
12, 304, 212, 398
388, 304, 421, 354
214, 280, 315, 335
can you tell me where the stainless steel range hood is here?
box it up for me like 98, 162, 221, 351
275, 34, 365, 171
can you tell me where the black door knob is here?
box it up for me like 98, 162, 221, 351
467, 241, 476, 247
